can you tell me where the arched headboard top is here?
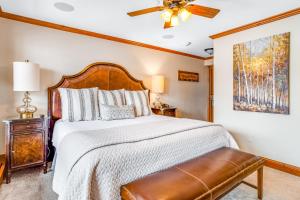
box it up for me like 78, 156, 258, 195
48, 62, 147, 125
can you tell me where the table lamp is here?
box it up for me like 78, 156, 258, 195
13, 61, 40, 119
152, 75, 164, 108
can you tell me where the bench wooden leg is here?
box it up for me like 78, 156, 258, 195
257, 167, 263, 199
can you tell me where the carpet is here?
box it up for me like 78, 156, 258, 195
0, 167, 299, 200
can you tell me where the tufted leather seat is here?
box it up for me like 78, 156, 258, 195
121, 147, 265, 200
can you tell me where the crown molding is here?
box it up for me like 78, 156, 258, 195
0, 8, 206, 60
210, 7, 300, 39
204, 56, 213, 60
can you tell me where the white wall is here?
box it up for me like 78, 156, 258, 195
0, 18, 209, 154
214, 15, 300, 166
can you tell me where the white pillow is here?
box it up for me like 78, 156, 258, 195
124, 90, 152, 117
98, 89, 125, 119
98, 89, 125, 106
100, 104, 135, 121
58, 88, 99, 122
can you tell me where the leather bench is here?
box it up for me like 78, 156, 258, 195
121, 147, 265, 200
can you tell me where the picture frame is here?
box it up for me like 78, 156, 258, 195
233, 32, 290, 114
178, 70, 199, 82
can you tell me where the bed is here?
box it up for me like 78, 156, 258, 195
48, 62, 238, 200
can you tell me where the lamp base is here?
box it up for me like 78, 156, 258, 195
16, 91, 37, 119
19, 112, 34, 119
153, 94, 163, 109
153, 102, 163, 109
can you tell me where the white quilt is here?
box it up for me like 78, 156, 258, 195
52, 115, 175, 149
52, 117, 238, 200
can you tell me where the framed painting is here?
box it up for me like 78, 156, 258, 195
178, 70, 199, 82
233, 32, 290, 114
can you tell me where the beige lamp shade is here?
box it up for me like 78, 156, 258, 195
13, 62, 40, 91
152, 75, 164, 94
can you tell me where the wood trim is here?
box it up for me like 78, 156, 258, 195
210, 8, 300, 39
0, 8, 205, 60
208, 65, 214, 122
0, 154, 5, 184
204, 56, 213, 60
265, 158, 300, 177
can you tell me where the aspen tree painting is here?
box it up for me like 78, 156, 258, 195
233, 32, 290, 114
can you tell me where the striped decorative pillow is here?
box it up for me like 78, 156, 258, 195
124, 90, 152, 117
98, 89, 125, 119
58, 88, 99, 122
98, 89, 125, 106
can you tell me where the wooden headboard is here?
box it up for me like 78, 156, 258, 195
47, 62, 147, 134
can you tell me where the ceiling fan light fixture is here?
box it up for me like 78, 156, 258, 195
179, 8, 192, 22
170, 15, 179, 27
161, 9, 173, 22
127, 0, 220, 29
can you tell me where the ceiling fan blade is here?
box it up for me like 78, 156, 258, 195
164, 21, 172, 29
186, 4, 220, 18
128, 6, 164, 17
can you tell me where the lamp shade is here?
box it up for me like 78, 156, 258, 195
13, 62, 40, 91
152, 75, 164, 94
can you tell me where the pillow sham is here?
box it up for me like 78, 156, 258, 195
124, 90, 152, 117
58, 87, 99, 122
98, 89, 125, 106
100, 104, 135, 121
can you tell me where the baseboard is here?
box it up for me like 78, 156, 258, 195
264, 158, 300, 177
0, 154, 5, 184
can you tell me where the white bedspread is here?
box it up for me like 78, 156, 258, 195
52, 115, 173, 149
52, 116, 238, 200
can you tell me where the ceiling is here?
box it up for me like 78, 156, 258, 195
1, 0, 300, 57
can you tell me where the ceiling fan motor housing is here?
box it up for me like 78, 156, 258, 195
163, 0, 192, 9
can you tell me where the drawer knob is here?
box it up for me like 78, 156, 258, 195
26, 125, 31, 128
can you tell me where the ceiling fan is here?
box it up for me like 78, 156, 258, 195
127, 0, 220, 29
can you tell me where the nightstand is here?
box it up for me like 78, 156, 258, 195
151, 107, 177, 117
3, 115, 48, 183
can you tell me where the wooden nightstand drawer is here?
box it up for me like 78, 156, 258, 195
11, 121, 43, 132
151, 107, 177, 117
164, 110, 176, 117
11, 132, 44, 168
